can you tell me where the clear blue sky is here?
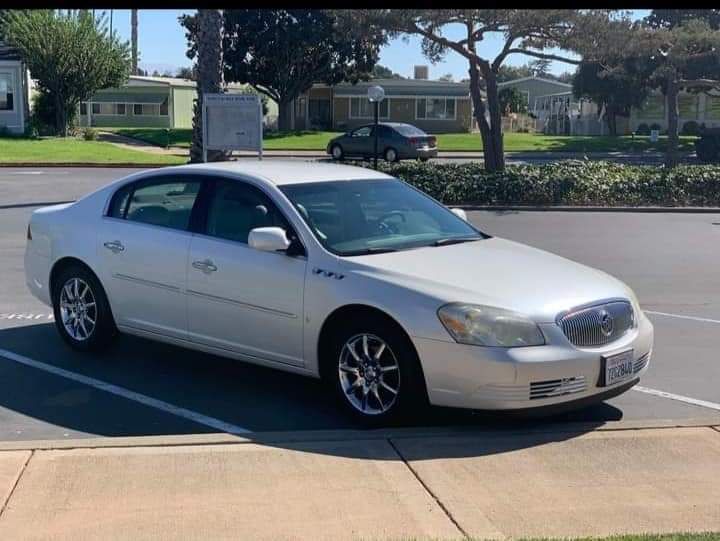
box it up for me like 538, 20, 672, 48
103, 10, 650, 80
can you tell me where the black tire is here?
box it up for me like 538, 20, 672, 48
330, 144, 344, 161
322, 313, 428, 426
52, 263, 117, 353
384, 147, 399, 162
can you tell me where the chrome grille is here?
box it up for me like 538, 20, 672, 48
558, 301, 635, 347
530, 376, 587, 400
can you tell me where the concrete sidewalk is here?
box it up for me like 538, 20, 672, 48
0, 420, 719, 540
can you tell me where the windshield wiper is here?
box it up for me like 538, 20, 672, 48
432, 236, 483, 247
342, 247, 399, 256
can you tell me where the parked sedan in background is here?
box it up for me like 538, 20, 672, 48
327, 122, 437, 162
25, 161, 653, 425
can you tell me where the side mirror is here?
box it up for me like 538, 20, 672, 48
450, 208, 468, 221
248, 227, 291, 252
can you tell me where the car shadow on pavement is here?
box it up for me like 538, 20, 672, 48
0, 322, 623, 458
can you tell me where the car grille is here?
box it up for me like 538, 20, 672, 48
530, 376, 587, 400
558, 301, 635, 347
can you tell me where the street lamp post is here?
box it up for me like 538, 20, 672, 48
367, 85, 385, 170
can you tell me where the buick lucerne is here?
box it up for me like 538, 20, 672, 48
25, 161, 653, 423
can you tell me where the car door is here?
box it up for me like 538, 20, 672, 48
97, 175, 203, 339
343, 125, 373, 156
186, 177, 307, 366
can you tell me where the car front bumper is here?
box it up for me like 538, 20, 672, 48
412, 311, 654, 411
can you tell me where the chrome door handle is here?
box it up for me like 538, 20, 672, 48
192, 259, 217, 273
103, 240, 124, 253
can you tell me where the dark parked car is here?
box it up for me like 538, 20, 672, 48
696, 127, 720, 163
327, 123, 437, 162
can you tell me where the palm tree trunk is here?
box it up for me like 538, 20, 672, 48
190, 9, 229, 163
131, 10, 138, 75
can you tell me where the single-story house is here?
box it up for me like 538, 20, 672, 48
629, 91, 720, 133
0, 42, 30, 135
78, 75, 279, 129
497, 76, 573, 111
289, 77, 473, 133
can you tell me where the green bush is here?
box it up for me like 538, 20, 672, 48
82, 127, 98, 141
650, 123, 662, 133
349, 160, 720, 207
635, 123, 650, 135
681, 120, 701, 136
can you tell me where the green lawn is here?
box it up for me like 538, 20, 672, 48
112, 128, 697, 154
0, 137, 185, 165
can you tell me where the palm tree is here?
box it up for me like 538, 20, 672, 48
131, 10, 138, 75
189, 9, 227, 162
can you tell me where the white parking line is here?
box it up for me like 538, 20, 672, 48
0, 348, 252, 435
644, 310, 720, 324
634, 385, 720, 411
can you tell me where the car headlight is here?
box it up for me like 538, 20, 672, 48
437, 303, 545, 347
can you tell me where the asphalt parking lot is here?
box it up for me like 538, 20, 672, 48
1, 167, 719, 442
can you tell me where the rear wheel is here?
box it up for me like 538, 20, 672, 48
52, 264, 117, 352
323, 314, 427, 425
330, 144, 344, 160
384, 147, 398, 162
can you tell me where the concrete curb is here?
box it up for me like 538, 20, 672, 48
0, 417, 718, 452
0, 163, 173, 168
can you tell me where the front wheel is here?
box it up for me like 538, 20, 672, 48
325, 315, 427, 425
52, 264, 117, 352
330, 144, 344, 160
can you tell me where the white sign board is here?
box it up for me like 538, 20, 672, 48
202, 93, 263, 162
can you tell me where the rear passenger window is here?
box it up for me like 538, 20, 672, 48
108, 184, 132, 218
124, 179, 201, 231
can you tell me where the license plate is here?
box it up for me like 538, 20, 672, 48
602, 349, 634, 387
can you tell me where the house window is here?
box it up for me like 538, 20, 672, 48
88, 102, 126, 115
80, 102, 87, 115
707, 95, 720, 120
116, 103, 126, 115
679, 95, 698, 119
638, 96, 665, 119
0, 73, 14, 111
132, 103, 166, 116
416, 97, 456, 120
92, 103, 101, 115
349, 97, 389, 119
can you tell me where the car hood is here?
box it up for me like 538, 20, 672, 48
339, 237, 636, 323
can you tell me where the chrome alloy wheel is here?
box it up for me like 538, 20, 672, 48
59, 277, 97, 341
338, 333, 400, 415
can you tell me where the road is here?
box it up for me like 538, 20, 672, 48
0, 167, 719, 442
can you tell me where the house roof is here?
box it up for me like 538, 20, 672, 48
126, 75, 248, 90
0, 41, 22, 61
329, 78, 471, 97
497, 76, 572, 89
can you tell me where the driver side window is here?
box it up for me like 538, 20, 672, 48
351, 126, 372, 137
204, 180, 289, 244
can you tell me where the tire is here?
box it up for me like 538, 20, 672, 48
52, 263, 117, 353
330, 144, 344, 160
384, 147, 398, 162
322, 313, 427, 426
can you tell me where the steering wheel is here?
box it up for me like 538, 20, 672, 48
377, 210, 406, 235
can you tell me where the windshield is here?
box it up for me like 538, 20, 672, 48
392, 124, 427, 137
280, 179, 486, 256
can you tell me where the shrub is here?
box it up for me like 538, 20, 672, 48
650, 123, 662, 133
681, 120, 701, 136
635, 123, 650, 136
349, 160, 720, 207
82, 127, 98, 141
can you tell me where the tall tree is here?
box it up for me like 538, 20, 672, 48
131, 9, 138, 75
3, 10, 130, 135
344, 10, 632, 171
371, 64, 404, 79
529, 58, 552, 78
572, 60, 652, 135
498, 87, 527, 114
176, 66, 196, 80
645, 9, 720, 30
188, 10, 384, 132
438, 73, 454, 82
182, 9, 227, 162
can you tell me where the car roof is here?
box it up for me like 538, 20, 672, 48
158, 160, 395, 186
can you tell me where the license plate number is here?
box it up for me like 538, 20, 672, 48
602, 349, 634, 387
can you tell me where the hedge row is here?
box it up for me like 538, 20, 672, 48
351, 160, 720, 207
